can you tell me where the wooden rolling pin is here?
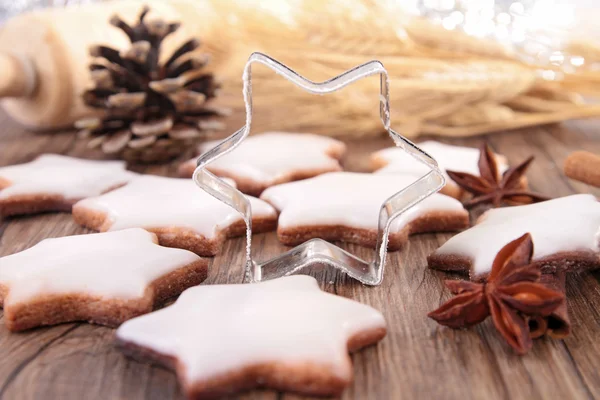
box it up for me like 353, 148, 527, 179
0, 0, 223, 129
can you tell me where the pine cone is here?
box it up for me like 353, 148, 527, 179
77, 5, 227, 163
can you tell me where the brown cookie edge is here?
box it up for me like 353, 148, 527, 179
276, 210, 469, 251
428, 250, 600, 281
72, 205, 277, 257
116, 324, 385, 399
178, 141, 347, 197
3, 258, 208, 331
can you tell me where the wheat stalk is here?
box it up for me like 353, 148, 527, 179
203, 0, 600, 138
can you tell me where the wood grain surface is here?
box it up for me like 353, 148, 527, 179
0, 108, 599, 400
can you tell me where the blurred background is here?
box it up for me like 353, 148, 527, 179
0, 0, 599, 162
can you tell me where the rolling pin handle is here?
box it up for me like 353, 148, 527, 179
0, 53, 37, 98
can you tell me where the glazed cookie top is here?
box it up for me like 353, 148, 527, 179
182, 132, 345, 184
433, 194, 600, 276
0, 228, 201, 305
0, 154, 136, 200
116, 275, 386, 383
372, 141, 508, 179
261, 172, 466, 231
74, 175, 277, 238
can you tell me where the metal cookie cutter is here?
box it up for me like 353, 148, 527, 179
193, 52, 445, 285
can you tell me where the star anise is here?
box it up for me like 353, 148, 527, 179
428, 233, 564, 354
446, 144, 549, 208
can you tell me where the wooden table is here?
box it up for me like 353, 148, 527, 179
0, 109, 599, 400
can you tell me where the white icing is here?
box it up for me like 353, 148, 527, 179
261, 172, 466, 232
373, 141, 508, 184
435, 194, 600, 276
116, 275, 386, 384
74, 175, 277, 239
184, 132, 345, 184
0, 154, 136, 200
0, 228, 201, 305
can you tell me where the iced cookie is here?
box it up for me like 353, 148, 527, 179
116, 275, 386, 398
428, 194, 600, 280
178, 132, 346, 196
0, 154, 136, 217
261, 172, 469, 250
0, 228, 207, 331
73, 175, 277, 256
370, 141, 509, 199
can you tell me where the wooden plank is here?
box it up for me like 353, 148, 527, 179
525, 126, 600, 400
489, 126, 600, 399
0, 109, 599, 400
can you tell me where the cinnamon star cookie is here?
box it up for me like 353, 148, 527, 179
260, 172, 469, 250
370, 141, 509, 198
0, 154, 136, 217
178, 132, 346, 196
73, 175, 277, 256
116, 275, 386, 398
0, 228, 207, 331
428, 194, 600, 279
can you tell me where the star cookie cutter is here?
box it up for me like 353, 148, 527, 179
193, 52, 445, 285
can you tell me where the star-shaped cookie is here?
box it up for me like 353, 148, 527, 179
370, 141, 509, 198
261, 172, 469, 250
0, 228, 207, 331
428, 194, 600, 279
116, 275, 386, 398
178, 132, 346, 196
0, 154, 136, 217
73, 175, 277, 256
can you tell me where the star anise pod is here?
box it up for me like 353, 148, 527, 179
446, 144, 549, 208
428, 233, 565, 354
